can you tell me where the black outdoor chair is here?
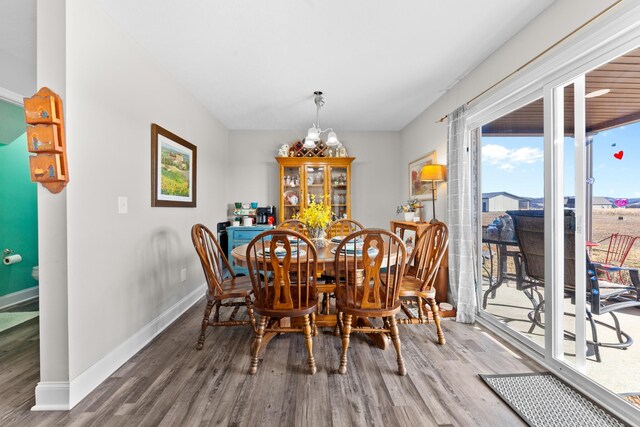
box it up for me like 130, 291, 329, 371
507, 209, 640, 362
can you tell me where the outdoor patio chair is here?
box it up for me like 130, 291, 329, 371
593, 233, 638, 285
507, 210, 640, 362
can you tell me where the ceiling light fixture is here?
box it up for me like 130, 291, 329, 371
303, 91, 340, 148
585, 88, 610, 98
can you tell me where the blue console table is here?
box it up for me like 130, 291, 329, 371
227, 225, 273, 275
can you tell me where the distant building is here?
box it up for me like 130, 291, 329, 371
565, 196, 614, 209
482, 192, 530, 212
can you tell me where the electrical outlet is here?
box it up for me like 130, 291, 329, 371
180, 268, 187, 282
118, 196, 128, 214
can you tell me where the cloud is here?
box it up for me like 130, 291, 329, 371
482, 144, 543, 172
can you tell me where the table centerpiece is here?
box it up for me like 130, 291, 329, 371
296, 195, 332, 248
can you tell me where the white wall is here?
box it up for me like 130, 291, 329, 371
0, 0, 37, 97
64, 0, 228, 388
228, 130, 402, 228
400, 0, 618, 220
35, 0, 70, 410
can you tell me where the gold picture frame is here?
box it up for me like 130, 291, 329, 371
408, 150, 436, 200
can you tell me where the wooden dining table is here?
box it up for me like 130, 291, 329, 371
231, 237, 400, 349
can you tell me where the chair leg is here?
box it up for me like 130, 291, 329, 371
427, 297, 446, 345
417, 297, 426, 324
335, 311, 343, 336
245, 295, 256, 332
303, 314, 317, 375
213, 300, 222, 323
609, 312, 625, 344
311, 312, 318, 337
196, 299, 215, 350
250, 316, 267, 374
586, 310, 601, 363
339, 314, 352, 374
389, 315, 406, 376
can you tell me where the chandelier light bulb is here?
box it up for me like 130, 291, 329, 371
326, 131, 339, 146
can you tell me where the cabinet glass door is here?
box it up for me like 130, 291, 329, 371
304, 165, 326, 206
282, 166, 302, 220
330, 166, 348, 220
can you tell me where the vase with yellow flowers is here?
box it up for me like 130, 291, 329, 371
295, 195, 333, 248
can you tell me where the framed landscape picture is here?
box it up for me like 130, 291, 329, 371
151, 123, 197, 207
408, 150, 436, 200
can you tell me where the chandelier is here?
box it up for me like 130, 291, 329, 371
303, 91, 340, 149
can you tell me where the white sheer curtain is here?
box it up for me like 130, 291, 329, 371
446, 105, 479, 323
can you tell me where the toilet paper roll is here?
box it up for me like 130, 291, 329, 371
3, 254, 22, 265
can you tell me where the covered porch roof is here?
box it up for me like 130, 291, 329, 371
482, 47, 640, 136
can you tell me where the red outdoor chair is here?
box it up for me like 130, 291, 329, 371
596, 234, 638, 285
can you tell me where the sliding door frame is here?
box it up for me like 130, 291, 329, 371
467, 3, 640, 423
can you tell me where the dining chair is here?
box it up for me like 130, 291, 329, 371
277, 219, 308, 236
318, 219, 365, 315
326, 219, 364, 239
246, 229, 319, 374
397, 221, 449, 345
333, 229, 407, 375
191, 224, 255, 350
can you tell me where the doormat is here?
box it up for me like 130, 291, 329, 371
480, 372, 625, 427
0, 312, 39, 333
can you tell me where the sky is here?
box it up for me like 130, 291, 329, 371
481, 121, 640, 199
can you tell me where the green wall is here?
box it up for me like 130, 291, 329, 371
0, 100, 38, 297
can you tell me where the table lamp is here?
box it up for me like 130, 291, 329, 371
420, 164, 447, 223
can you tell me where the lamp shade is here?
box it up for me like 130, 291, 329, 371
420, 164, 446, 182
326, 131, 339, 146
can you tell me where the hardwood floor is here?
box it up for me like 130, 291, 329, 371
0, 300, 543, 426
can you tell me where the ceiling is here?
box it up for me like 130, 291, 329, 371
97, 0, 555, 131
482, 47, 640, 136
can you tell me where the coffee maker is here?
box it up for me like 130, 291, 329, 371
256, 206, 276, 225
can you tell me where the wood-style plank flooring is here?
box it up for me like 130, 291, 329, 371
0, 300, 543, 426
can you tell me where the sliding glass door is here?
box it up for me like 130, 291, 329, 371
475, 43, 640, 415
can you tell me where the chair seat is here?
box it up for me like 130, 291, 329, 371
398, 276, 436, 299
208, 275, 253, 300
336, 286, 401, 317
253, 286, 318, 317
597, 281, 637, 300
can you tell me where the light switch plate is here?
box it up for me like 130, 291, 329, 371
118, 196, 128, 214
180, 268, 187, 282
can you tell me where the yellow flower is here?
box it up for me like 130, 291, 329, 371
294, 194, 333, 230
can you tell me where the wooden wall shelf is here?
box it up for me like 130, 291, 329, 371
23, 87, 68, 194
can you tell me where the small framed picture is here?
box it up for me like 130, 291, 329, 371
151, 123, 197, 207
408, 150, 437, 200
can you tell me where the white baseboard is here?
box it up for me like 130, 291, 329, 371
0, 286, 39, 311
32, 381, 70, 411
67, 284, 205, 409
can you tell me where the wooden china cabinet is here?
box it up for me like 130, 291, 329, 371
276, 156, 355, 223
